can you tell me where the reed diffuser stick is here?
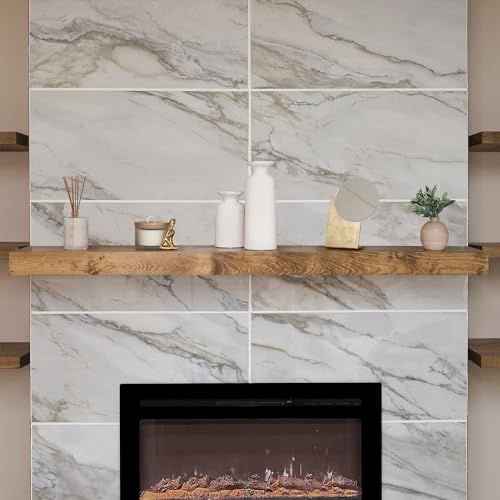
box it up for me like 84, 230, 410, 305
63, 175, 86, 218
77, 176, 86, 212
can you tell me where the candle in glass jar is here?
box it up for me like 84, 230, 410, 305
135, 218, 169, 248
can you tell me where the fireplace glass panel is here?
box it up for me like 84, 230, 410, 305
139, 418, 362, 499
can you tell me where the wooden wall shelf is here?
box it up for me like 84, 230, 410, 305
0, 242, 29, 260
0, 132, 29, 152
8, 246, 488, 277
469, 131, 500, 152
470, 243, 500, 259
469, 339, 500, 368
0, 343, 30, 369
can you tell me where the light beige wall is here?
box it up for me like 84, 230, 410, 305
0, 1, 497, 499
0, 0, 31, 499
468, 0, 500, 498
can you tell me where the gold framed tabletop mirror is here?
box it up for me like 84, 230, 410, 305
325, 178, 379, 249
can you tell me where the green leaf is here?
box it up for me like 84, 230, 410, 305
410, 185, 455, 218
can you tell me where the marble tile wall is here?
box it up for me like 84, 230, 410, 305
31, 313, 249, 422
251, 0, 467, 89
30, 0, 248, 88
29, 0, 468, 499
33, 422, 466, 500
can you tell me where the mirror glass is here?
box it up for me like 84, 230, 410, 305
335, 178, 379, 222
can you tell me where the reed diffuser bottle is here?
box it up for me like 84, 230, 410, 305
63, 175, 88, 250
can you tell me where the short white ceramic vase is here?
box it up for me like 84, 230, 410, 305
64, 217, 88, 250
215, 191, 244, 248
420, 217, 449, 250
244, 161, 277, 250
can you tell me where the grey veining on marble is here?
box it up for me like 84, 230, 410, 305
32, 313, 248, 422
252, 0, 466, 89
31, 91, 248, 200
252, 276, 467, 311
383, 422, 466, 499
31, 202, 217, 246
251, 312, 467, 420
30, 0, 247, 88
276, 201, 467, 246
252, 91, 467, 199
32, 276, 248, 312
32, 424, 119, 500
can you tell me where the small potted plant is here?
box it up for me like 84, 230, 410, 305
410, 185, 455, 250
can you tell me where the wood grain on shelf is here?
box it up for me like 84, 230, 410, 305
0, 132, 29, 152
469, 131, 500, 152
469, 339, 500, 368
0, 242, 29, 260
8, 246, 488, 276
469, 243, 500, 258
0, 343, 30, 369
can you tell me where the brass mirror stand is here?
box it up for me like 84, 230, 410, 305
325, 196, 361, 249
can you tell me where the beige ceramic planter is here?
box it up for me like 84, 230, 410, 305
420, 217, 449, 250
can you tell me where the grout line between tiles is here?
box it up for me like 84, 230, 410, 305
31, 310, 249, 315
247, 0, 252, 167
383, 419, 466, 425
380, 198, 468, 203
251, 309, 467, 315
28, 11, 34, 498
31, 199, 222, 204
29, 199, 469, 204
253, 88, 468, 93
29, 87, 249, 93
248, 276, 252, 384
247, 0, 252, 384
29, 87, 468, 93
33, 422, 119, 426
31, 419, 466, 426
247, 0, 251, 94
31, 309, 467, 315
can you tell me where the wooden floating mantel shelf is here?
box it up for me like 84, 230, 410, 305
0, 343, 30, 369
470, 243, 500, 259
0, 132, 29, 152
8, 246, 488, 277
0, 242, 29, 260
469, 131, 500, 152
469, 339, 500, 368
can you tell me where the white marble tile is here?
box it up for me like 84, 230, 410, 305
252, 276, 467, 311
30, 91, 248, 200
32, 424, 120, 500
32, 313, 248, 422
252, 0, 466, 89
276, 201, 467, 246
32, 275, 248, 312
383, 422, 466, 499
30, 0, 247, 88
251, 312, 467, 420
31, 202, 217, 245
252, 91, 467, 199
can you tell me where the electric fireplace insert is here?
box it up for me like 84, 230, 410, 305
120, 384, 381, 500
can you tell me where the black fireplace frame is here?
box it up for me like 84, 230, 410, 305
120, 383, 381, 500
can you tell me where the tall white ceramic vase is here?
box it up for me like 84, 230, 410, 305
244, 161, 277, 250
215, 191, 244, 248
